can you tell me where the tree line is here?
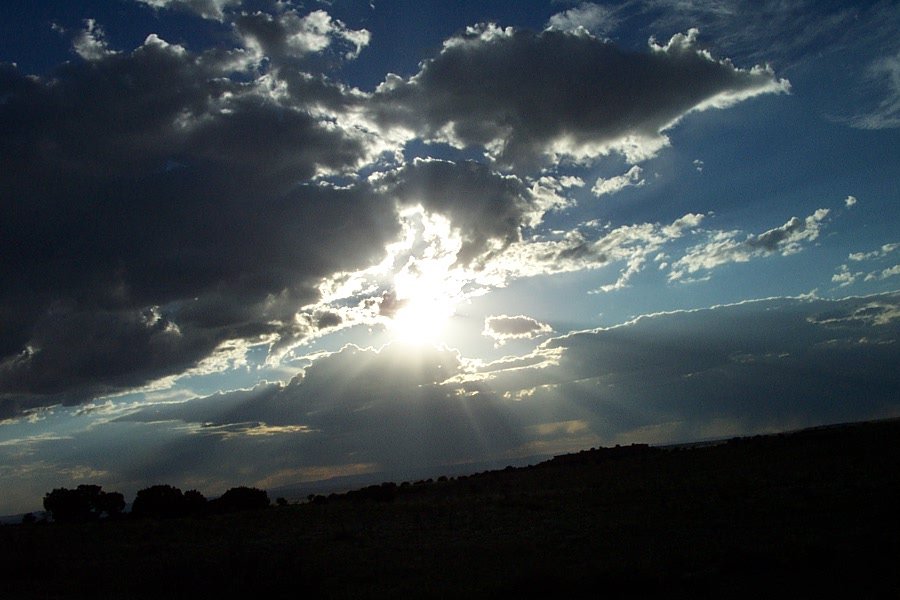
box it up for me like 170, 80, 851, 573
38, 484, 271, 523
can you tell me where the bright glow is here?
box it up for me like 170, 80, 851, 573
390, 284, 456, 345
387, 207, 466, 345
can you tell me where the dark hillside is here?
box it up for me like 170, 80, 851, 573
2, 419, 899, 598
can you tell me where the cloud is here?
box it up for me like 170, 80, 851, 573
845, 195, 857, 207
591, 165, 646, 196
483, 315, 553, 344
134, 0, 241, 21
371, 26, 789, 169
834, 243, 900, 288
372, 159, 540, 266
546, 2, 618, 36
849, 243, 899, 262
118, 343, 523, 473
638, 0, 868, 69
470, 292, 900, 442
0, 30, 400, 416
3, 293, 897, 513
71, 19, 117, 61
475, 212, 705, 292
670, 208, 829, 280
234, 8, 371, 65
848, 49, 900, 129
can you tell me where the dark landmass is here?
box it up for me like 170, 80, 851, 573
3, 419, 899, 598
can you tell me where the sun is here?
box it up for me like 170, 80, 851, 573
389, 266, 459, 345
378, 205, 467, 346
390, 290, 455, 346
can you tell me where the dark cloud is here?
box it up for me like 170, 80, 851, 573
372, 26, 788, 169
22, 293, 891, 504
119, 343, 523, 475
493, 293, 900, 442
315, 312, 343, 329
483, 315, 552, 343
0, 33, 398, 416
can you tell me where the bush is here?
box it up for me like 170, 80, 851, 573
43, 485, 125, 522
213, 486, 270, 513
131, 485, 188, 519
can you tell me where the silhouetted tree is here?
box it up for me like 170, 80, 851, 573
97, 491, 126, 518
131, 484, 187, 518
214, 486, 270, 512
183, 489, 207, 515
276, 497, 288, 507
43, 485, 125, 522
44, 488, 91, 522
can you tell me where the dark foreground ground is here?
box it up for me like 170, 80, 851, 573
3, 419, 899, 598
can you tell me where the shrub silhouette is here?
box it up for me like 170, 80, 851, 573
98, 491, 126, 518
213, 486, 270, 512
183, 489, 208, 515
43, 484, 125, 522
131, 484, 189, 518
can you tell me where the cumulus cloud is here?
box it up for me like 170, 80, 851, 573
371, 25, 789, 169
833, 243, 900, 288
0, 29, 399, 417
670, 208, 829, 281
483, 315, 553, 345
849, 243, 899, 262
591, 165, 646, 196
845, 195, 857, 207
234, 8, 371, 65
0, 9, 796, 419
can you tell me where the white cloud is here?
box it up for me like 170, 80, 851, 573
546, 2, 618, 35
235, 9, 371, 64
134, 0, 240, 21
72, 19, 117, 61
670, 208, 830, 280
832, 264, 860, 287
474, 213, 705, 291
835, 242, 900, 288
845, 195, 857, 207
591, 165, 645, 197
848, 242, 899, 262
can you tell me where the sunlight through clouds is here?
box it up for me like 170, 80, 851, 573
0, 0, 897, 515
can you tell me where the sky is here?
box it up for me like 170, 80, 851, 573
1, 0, 898, 515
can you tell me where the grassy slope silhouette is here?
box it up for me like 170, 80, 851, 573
2, 419, 899, 598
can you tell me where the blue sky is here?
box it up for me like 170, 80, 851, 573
1, 0, 898, 514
